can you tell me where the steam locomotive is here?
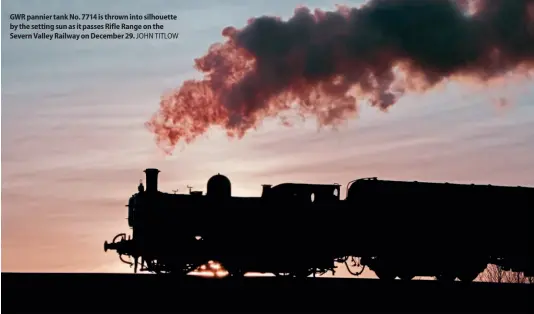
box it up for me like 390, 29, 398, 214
104, 168, 533, 281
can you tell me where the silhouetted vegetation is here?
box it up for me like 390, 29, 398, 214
477, 264, 533, 284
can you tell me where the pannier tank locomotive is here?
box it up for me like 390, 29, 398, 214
104, 168, 533, 281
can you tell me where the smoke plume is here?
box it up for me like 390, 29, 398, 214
146, 0, 534, 154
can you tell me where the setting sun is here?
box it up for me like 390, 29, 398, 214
190, 260, 229, 277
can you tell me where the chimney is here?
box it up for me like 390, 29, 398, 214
144, 168, 160, 193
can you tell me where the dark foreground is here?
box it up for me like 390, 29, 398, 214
2, 273, 532, 313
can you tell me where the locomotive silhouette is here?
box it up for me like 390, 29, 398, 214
104, 168, 533, 281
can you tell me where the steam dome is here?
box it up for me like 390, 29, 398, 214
207, 173, 231, 198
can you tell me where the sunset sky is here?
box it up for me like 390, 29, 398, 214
2, 0, 534, 276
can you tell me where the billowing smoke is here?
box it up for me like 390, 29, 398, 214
146, 0, 534, 154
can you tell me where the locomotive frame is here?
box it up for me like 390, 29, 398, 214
104, 168, 533, 281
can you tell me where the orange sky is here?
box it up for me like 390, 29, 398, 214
2, 0, 534, 277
